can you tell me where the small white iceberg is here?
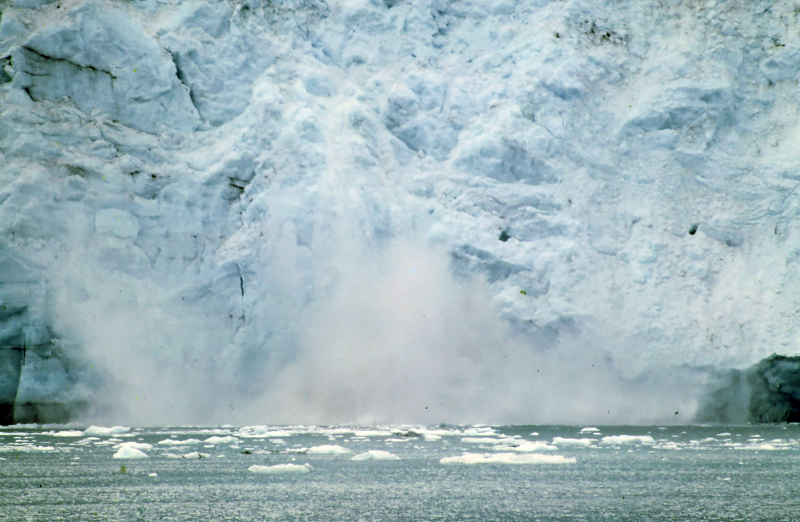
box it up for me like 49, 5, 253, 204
440, 453, 576, 465
182, 452, 210, 459
113, 447, 148, 459
306, 445, 350, 455
113, 442, 153, 451
600, 435, 655, 445
249, 463, 313, 474
350, 450, 400, 461
157, 439, 202, 446
461, 437, 518, 445
552, 437, 595, 447
494, 441, 558, 452
51, 431, 85, 437
85, 426, 130, 437
204, 436, 239, 445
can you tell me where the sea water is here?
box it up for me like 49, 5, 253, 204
2, 425, 800, 521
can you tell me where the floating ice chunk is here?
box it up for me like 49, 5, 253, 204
113, 442, 153, 451
238, 426, 294, 438
350, 450, 400, 461
461, 437, 517, 445
50, 431, 85, 437
717, 433, 731, 437
440, 453, 576, 465
249, 463, 313, 474
601, 435, 655, 445
354, 430, 393, 437
307, 445, 350, 455
552, 437, 595, 447
148, 473, 157, 477
0, 444, 55, 453
423, 434, 442, 441
182, 452, 210, 459
157, 439, 202, 446
580, 427, 600, 433
85, 426, 130, 437
461, 427, 497, 437
495, 442, 558, 452
204, 436, 239, 445
113, 447, 148, 459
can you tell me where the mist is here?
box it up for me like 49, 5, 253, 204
49, 231, 705, 427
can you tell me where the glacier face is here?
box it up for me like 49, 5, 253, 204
1, 0, 799, 425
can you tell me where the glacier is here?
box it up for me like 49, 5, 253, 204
1, 0, 799, 425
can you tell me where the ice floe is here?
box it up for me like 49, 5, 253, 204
204, 436, 239, 445
113, 447, 148, 459
307, 445, 350, 455
494, 442, 558, 452
351, 450, 399, 461
552, 438, 595, 447
249, 463, 313, 474
113, 442, 153, 451
600, 435, 655, 445
440, 453, 576, 465
85, 426, 131, 437
157, 439, 202, 446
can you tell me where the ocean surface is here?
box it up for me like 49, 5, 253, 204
2, 424, 799, 521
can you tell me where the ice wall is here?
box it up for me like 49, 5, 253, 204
1, 0, 799, 425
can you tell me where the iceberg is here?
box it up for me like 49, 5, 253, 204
113, 447, 148, 459
248, 463, 313, 474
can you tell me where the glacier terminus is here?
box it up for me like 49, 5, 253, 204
1, 0, 800, 425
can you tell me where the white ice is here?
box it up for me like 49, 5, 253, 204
113, 447, 148, 459
494, 441, 558, 452
248, 463, 313, 474
552, 437, 595, 447
600, 435, 656, 445
4, 0, 800, 426
350, 450, 400, 461
157, 439, 202, 446
204, 436, 239, 445
113, 441, 153, 451
84, 427, 131, 437
440, 453, 576, 465
306, 445, 351, 455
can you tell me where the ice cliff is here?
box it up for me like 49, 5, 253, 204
1, 0, 799, 425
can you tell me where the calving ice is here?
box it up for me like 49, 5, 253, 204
1, 0, 799, 425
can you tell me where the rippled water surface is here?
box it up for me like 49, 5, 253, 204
2, 424, 800, 521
